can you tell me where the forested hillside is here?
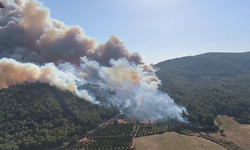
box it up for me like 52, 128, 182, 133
0, 83, 119, 150
1, 52, 249, 149
156, 52, 250, 126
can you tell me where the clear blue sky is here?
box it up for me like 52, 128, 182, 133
39, 0, 250, 64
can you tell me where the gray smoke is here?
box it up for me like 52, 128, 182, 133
0, 0, 187, 122
0, 0, 142, 66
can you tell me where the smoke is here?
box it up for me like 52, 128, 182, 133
0, 0, 142, 65
0, 58, 95, 102
79, 58, 186, 121
0, 0, 187, 121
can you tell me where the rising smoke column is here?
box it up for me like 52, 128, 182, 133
0, 0, 187, 121
0, 0, 142, 65
78, 57, 187, 121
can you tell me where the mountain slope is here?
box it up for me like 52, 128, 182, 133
155, 52, 250, 126
0, 83, 119, 150
156, 52, 250, 80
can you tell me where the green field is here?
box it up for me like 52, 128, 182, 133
134, 132, 226, 150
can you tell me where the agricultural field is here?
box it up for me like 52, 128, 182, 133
135, 124, 168, 137
88, 123, 135, 138
78, 123, 135, 150
76, 117, 249, 150
210, 116, 250, 149
83, 137, 133, 150
77, 122, 169, 149
134, 132, 227, 150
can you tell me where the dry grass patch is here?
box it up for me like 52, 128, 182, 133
211, 116, 250, 149
134, 132, 226, 150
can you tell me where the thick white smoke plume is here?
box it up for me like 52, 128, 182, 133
0, 58, 95, 102
0, 0, 187, 121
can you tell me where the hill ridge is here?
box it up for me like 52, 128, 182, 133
155, 52, 250, 127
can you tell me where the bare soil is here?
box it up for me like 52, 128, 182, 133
134, 132, 226, 150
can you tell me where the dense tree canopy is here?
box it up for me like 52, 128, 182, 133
156, 52, 250, 126
0, 83, 119, 150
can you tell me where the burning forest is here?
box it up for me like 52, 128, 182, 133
0, 0, 187, 122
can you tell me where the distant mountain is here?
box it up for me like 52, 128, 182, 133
0, 83, 119, 150
156, 52, 250, 81
155, 52, 250, 126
